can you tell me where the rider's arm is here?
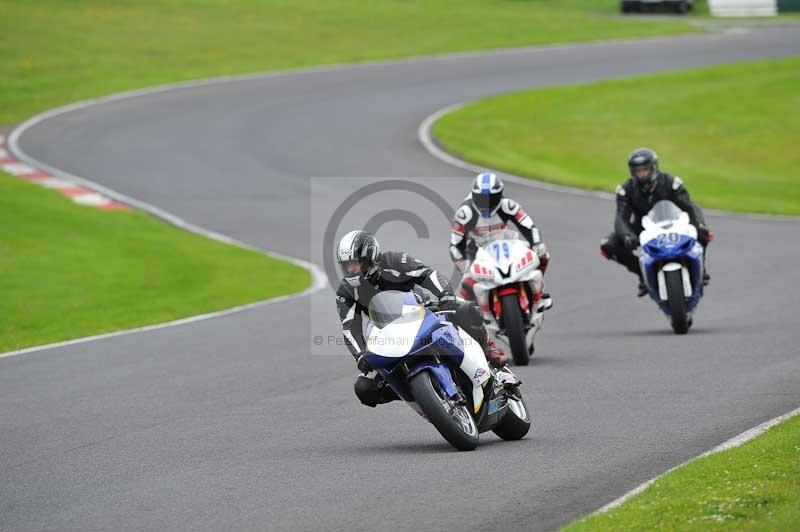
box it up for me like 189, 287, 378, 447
498, 198, 541, 247
613, 183, 637, 238
668, 175, 707, 229
449, 204, 475, 264
382, 251, 453, 299
336, 284, 366, 359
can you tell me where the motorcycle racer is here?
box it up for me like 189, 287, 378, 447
335, 230, 509, 408
601, 148, 712, 296
449, 172, 552, 314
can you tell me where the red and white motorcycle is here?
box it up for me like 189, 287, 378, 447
467, 230, 546, 366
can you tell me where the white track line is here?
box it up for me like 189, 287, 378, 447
418, 104, 800, 223
0, 291, 319, 360
594, 405, 800, 514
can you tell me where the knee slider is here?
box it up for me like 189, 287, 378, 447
354, 375, 380, 408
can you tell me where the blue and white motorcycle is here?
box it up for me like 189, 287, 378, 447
364, 290, 531, 451
638, 200, 705, 334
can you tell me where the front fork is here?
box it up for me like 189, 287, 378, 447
490, 282, 537, 325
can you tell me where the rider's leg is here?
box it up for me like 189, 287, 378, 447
537, 253, 553, 310
457, 272, 477, 302
601, 232, 646, 295
601, 232, 640, 275
354, 374, 399, 408
700, 240, 711, 285
452, 301, 508, 368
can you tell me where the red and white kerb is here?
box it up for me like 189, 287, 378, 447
0, 135, 129, 211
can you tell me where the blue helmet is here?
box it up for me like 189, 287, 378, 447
471, 172, 504, 218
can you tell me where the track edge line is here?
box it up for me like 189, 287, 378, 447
592, 405, 800, 515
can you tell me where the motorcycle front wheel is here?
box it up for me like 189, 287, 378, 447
409, 371, 479, 451
665, 268, 691, 334
501, 294, 530, 365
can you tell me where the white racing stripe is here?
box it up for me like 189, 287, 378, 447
70, 193, 113, 207
2, 162, 38, 176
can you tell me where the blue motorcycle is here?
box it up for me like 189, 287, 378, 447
364, 290, 530, 451
638, 200, 705, 334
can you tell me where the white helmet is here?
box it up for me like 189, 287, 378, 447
336, 230, 380, 287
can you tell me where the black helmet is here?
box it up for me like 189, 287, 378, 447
336, 230, 380, 287
471, 172, 504, 218
628, 147, 659, 188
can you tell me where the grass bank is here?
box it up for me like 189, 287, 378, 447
433, 56, 800, 215
0, 0, 702, 125
0, 172, 310, 352
564, 412, 800, 531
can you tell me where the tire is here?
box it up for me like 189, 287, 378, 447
665, 268, 690, 334
501, 294, 529, 366
492, 394, 531, 441
409, 371, 479, 451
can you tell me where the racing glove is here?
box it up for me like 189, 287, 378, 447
438, 292, 459, 312
532, 243, 548, 259
356, 352, 373, 374
623, 234, 639, 251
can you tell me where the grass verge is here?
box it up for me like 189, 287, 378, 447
0, 0, 703, 125
563, 412, 800, 531
433, 56, 800, 215
0, 172, 310, 353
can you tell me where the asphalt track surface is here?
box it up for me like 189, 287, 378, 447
5, 28, 800, 532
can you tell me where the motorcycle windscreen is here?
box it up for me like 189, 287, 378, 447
647, 200, 683, 223
368, 290, 419, 328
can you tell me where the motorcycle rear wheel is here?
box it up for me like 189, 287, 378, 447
492, 393, 531, 441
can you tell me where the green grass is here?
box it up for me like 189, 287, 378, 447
0, 0, 704, 125
0, 172, 310, 352
564, 413, 800, 531
433, 56, 800, 215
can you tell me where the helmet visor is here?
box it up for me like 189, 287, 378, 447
340, 259, 365, 275
472, 191, 502, 214
632, 164, 654, 183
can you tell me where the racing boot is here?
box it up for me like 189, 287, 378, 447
539, 291, 553, 311
354, 375, 399, 408
636, 272, 648, 297
637, 282, 648, 298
